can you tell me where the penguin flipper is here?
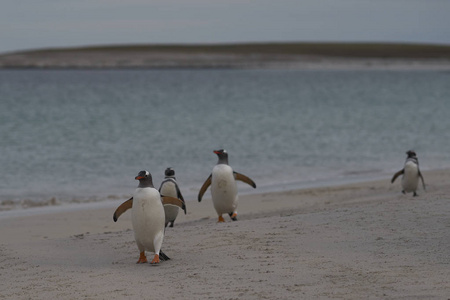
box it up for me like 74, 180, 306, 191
391, 169, 404, 183
418, 170, 426, 190
234, 172, 257, 188
113, 197, 133, 222
175, 184, 185, 202
174, 185, 186, 213
198, 174, 212, 202
161, 196, 186, 213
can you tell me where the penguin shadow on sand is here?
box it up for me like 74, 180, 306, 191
198, 149, 256, 223
113, 170, 186, 265
391, 150, 426, 197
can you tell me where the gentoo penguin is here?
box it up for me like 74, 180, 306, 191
198, 149, 256, 222
158, 167, 186, 227
112, 170, 184, 264
391, 150, 426, 196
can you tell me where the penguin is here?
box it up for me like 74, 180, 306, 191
391, 150, 426, 196
112, 170, 184, 264
158, 167, 186, 228
198, 149, 256, 222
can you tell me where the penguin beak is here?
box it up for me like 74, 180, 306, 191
213, 150, 220, 154
135, 176, 145, 180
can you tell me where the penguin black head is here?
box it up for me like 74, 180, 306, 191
214, 149, 229, 165
135, 170, 154, 188
406, 150, 417, 158
165, 167, 175, 177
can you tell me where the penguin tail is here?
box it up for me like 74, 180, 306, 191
159, 251, 170, 261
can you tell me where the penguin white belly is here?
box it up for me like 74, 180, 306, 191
402, 161, 419, 193
131, 188, 165, 253
160, 181, 179, 223
164, 205, 179, 222
211, 164, 238, 214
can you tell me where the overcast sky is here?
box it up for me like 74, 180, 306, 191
1, 0, 449, 54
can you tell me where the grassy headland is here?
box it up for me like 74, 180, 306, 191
1, 42, 450, 69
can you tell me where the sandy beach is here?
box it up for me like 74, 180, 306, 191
0, 169, 449, 299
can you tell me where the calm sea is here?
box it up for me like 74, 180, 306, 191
1, 69, 449, 210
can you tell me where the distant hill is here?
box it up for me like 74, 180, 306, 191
1, 42, 450, 69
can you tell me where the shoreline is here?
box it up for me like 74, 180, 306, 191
1, 166, 446, 217
1, 168, 448, 298
1, 56, 450, 71
0, 168, 409, 217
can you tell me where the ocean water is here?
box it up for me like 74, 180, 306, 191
1, 69, 449, 210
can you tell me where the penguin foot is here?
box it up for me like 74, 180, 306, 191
229, 212, 237, 221
150, 254, 160, 264
413, 192, 418, 197
136, 252, 148, 264
165, 222, 175, 228
218, 216, 225, 223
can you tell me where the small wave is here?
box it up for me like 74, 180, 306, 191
0, 197, 60, 211
342, 169, 383, 176
0, 194, 126, 211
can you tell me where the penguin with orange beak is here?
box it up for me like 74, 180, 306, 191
198, 149, 256, 222
113, 170, 183, 264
